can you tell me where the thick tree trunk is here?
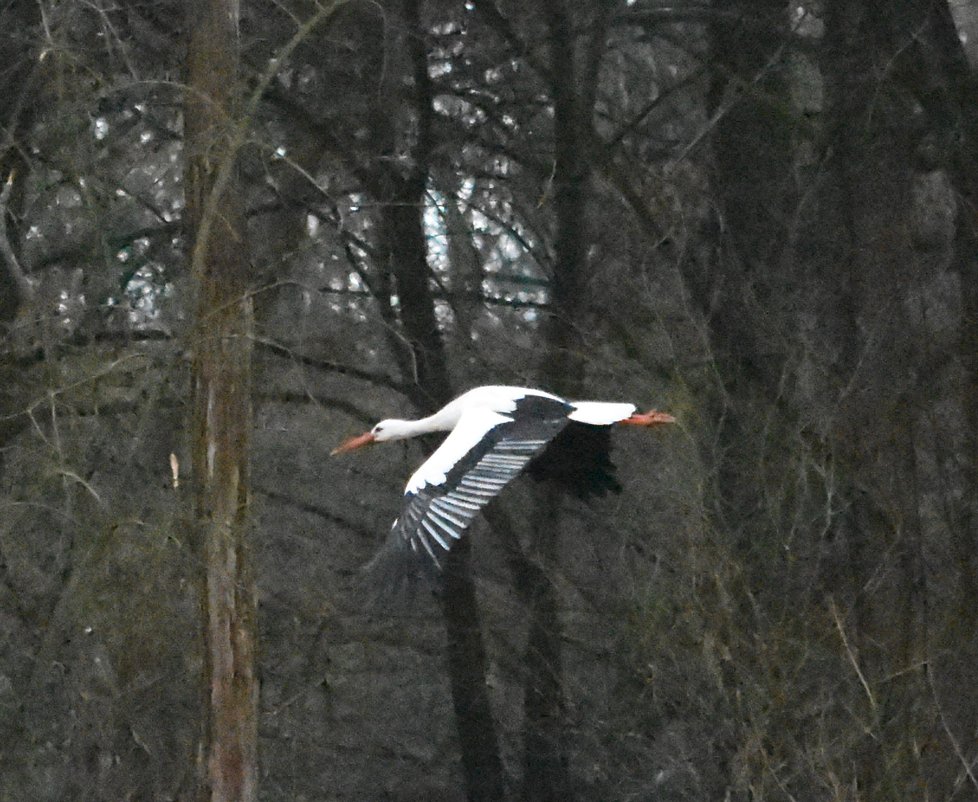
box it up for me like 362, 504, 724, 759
520, 489, 570, 802
820, 0, 931, 793
703, 0, 795, 551
439, 538, 508, 802
368, 3, 506, 799
520, 4, 608, 799
926, 0, 978, 626
185, 2, 258, 800
383, 191, 505, 801
904, 2, 978, 790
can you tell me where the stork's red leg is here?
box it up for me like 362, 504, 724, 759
620, 410, 676, 426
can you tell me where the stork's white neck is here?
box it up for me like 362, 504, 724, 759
372, 405, 461, 442
372, 386, 555, 442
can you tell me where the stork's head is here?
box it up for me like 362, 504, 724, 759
370, 419, 416, 442
331, 418, 414, 454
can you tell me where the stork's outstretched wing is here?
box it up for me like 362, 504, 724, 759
392, 404, 570, 566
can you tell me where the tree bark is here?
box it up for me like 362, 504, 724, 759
924, 0, 978, 626
367, 3, 506, 799
820, 0, 931, 793
899, 3, 978, 790
702, 0, 795, 550
384, 168, 508, 802
185, 1, 258, 800
383, 186, 505, 801
520, 4, 610, 799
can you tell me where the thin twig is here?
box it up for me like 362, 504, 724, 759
53, 469, 106, 508
0, 172, 33, 304
828, 596, 877, 712
252, 335, 407, 393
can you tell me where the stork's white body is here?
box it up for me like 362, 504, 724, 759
391, 387, 637, 493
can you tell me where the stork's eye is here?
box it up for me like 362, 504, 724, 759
373, 425, 384, 434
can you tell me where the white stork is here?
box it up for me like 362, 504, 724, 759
332, 385, 675, 568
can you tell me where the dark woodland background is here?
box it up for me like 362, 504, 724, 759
2, 0, 978, 800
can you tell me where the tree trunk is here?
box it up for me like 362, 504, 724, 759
520, 4, 609, 799
185, 2, 258, 800
368, 3, 506, 798
820, 0, 931, 793
702, 0, 795, 554
925, 0, 978, 629
384, 189, 506, 801
902, 2, 978, 790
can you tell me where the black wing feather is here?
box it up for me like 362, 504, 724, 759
393, 400, 571, 568
525, 421, 622, 498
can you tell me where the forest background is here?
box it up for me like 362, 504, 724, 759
1, 1, 978, 800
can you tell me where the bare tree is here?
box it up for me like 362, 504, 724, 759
518, 5, 615, 800
185, 1, 257, 799
362, 2, 507, 797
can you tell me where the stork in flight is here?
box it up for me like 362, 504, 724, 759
332, 385, 675, 568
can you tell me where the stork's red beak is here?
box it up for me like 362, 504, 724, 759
621, 410, 676, 426
331, 431, 377, 455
